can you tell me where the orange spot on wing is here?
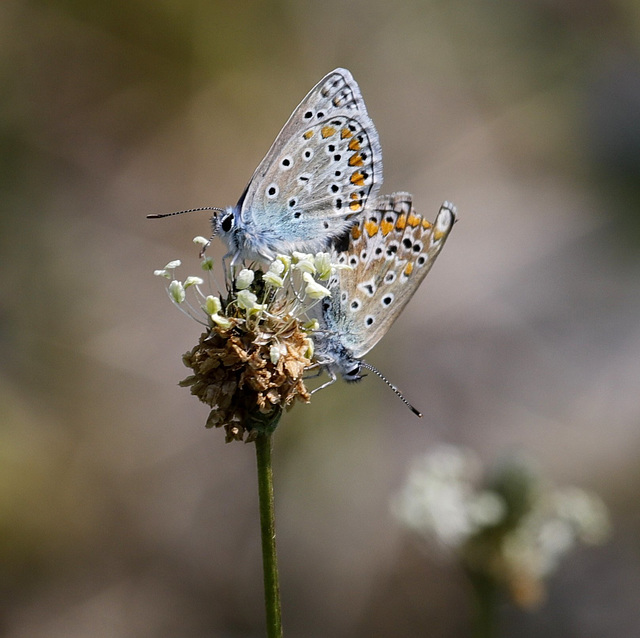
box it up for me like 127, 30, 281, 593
340, 128, 353, 139
348, 138, 361, 151
350, 200, 363, 212
434, 229, 447, 241
364, 220, 379, 237
350, 171, 365, 186
404, 262, 414, 276
422, 219, 433, 229
348, 153, 364, 167
321, 125, 336, 138
351, 225, 362, 240
303, 130, 314, 139
380, 220, 394, 236
407, 213, 421, 227
395, 214, 407, 231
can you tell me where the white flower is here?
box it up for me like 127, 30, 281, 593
236, 268, 255, 290
164, 260, 181, 270
184, 276, 204, 288
211, 313, 232, 329
154, 269, 171, 278
263, 271, 284, 288
202, 295, 230, 327
292, 252, 316, 275
237, 289, 265, 313
193, 236, 210, 248
275, 254, 291, 274
303, 272, 331, 299
270, 343, 287, 364
269, 259, 286, 276
169, 280, 186, 304
314, 252, 333, 280
204, 295, 222, 315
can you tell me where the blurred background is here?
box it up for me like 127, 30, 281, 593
2, 0, 640, 636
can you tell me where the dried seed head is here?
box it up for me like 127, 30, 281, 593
180, 317, 311, 442
155, 247, 341, 441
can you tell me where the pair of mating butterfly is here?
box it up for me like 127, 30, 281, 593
150, 69, 456, 416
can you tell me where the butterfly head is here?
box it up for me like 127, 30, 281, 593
210, 206, 235, 241
332, 349, 366, 383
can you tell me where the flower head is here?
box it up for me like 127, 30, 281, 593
154, 244, 342, 441
393, 446, 611, 608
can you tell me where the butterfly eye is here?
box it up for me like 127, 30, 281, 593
221, 214, 234, 232
345, 365, 362, 381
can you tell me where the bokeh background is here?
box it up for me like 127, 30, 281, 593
2, 1, 640, 636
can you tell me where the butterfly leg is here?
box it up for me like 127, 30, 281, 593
310, 368, 337, 394
221, 252, 239, 290
303, 364, 323, 380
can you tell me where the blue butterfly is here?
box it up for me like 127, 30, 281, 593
312, 193, 456, 415
150, 69, 383, 264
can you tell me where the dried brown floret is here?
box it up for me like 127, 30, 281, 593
181, 317, 311, 442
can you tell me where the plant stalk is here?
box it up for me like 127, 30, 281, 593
255, 432, 283, 638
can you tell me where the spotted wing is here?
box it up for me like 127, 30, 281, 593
322, 193, 456, 359
238, 69, 383, 250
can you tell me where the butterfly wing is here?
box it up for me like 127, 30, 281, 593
237, 69, 384, 256
322, 192, 456, 359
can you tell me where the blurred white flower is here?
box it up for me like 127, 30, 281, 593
393, 445, 611, 608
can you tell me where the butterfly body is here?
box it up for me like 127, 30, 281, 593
213, 68, 384, 263
313, 193, 456, 383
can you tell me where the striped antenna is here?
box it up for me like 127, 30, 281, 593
360, 361, 422, 417
146, 206, 225, 219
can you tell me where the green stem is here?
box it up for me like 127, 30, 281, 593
255, 432, 283, 638
467, 570, 498, 638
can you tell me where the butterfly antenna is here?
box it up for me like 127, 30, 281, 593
146, 206, 225, 220
147, 207, 225, 255
360, 361, 423, 418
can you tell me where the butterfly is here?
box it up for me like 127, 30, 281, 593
149, 68, 383, 264
311, 192, 456, 416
